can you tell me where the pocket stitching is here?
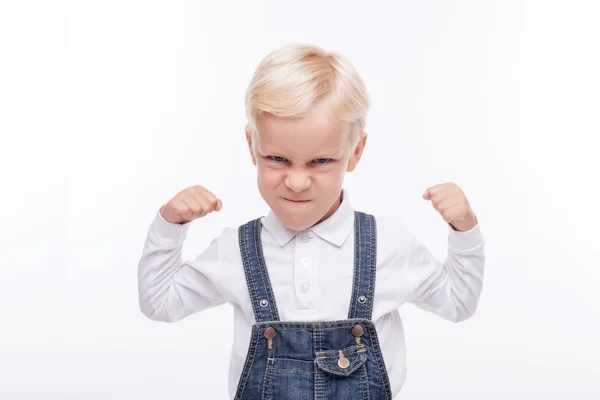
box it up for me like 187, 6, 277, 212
271, 367, 315, 374
315, 343, 366, 358
315, 348, 367, 376
261, 358, 273, 400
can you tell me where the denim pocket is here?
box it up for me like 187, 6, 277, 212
315, 343, 367, 377
262, 357, 314, 400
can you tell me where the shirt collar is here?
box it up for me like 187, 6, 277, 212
260, 189, 355, 248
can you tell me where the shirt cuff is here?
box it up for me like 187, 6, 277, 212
148, 207, 193, 244
447, 222, 484, 252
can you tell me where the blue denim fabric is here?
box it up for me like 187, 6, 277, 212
234, 211, 393, 400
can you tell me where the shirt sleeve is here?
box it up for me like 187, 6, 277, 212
137, 208, 227, 323
405, 222, 485, 322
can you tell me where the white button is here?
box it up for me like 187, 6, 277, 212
301, 257, 310, 266
300, 282, 311, 293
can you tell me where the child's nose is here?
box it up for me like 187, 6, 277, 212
284, 170, 311, 192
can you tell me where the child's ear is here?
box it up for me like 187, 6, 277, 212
245, 126, 257, 166
347, 133, 368, 172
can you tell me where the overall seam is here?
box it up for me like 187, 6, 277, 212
349, 211, 363, 319
360, 363, 370, 400
356, 211, 363, 318
253, 219, 280, 322
251, 220, 267, 322
239, 223, 259, 322
315, 326, 323, 400
260, 358, 273, 400
234, 327, 260, 399
367, 214, 376, 320
367, 323, 392, 400
250, 319, 374, 329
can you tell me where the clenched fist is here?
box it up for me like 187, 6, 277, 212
160, 185, 222, 224
422, 182, 478, 232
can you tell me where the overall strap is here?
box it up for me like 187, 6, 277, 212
238, 218, 280, 323
347, 211, 378, 320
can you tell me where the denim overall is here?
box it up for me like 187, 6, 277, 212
234, 211, 393, 399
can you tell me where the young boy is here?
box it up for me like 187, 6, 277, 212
137, 43, 485, 399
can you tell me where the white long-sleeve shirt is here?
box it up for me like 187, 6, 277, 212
137, 189, 485, 399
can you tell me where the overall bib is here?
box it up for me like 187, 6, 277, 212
234, 211, 393, 400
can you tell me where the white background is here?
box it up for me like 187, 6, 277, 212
1, 1, 599, 399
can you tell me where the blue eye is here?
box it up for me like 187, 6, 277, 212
268, 156, 287, 162
313, 158, 332, 164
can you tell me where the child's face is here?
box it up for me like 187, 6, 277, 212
246, 101, 366, 231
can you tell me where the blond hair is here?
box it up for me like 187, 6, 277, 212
245, 43, 369, 147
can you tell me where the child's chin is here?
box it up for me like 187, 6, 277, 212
278, 213, 318, 231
